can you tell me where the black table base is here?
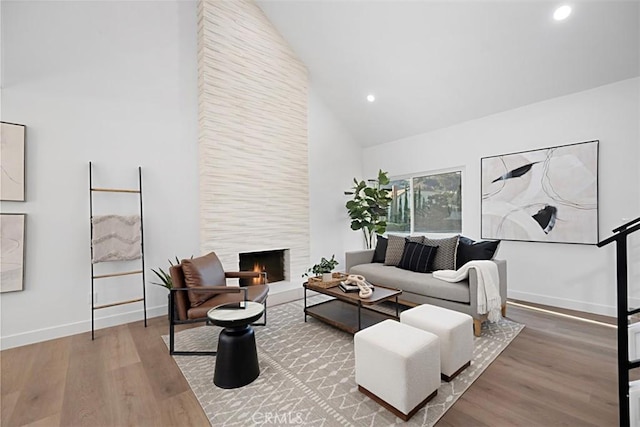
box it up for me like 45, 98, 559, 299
213, 325, 260, 389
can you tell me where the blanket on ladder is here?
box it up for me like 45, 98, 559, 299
433, 260, 502, 322
91, 215, 142, 263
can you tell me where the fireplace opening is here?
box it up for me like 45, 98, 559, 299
239, 249, 287, 286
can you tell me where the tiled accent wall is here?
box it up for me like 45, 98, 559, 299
197, 0, 310, 281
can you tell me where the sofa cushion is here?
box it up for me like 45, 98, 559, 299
456, 236, 501, 269
350, 263, 470, 304
385, 235, 424, 266
372, 235, 388, 263
423, 235, 459, 271
397, 241, 438, 273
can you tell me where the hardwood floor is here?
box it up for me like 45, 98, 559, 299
1, 318, 209, 427
1, 301, 619, 426
439, 302, 618, 426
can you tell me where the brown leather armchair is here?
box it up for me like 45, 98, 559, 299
168, 252, 269, 356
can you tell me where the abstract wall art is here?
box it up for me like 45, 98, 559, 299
481, 140, 599, 244
1, 214, 26, 292
1, 122, 26, 201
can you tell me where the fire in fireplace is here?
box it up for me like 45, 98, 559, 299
239, 249, 287, 286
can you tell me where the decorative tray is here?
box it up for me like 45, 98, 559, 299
307, 272, 348, 289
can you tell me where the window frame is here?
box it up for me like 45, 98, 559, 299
386, 167, 464, 236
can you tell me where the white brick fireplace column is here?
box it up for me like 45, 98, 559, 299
197, 0, 310, 290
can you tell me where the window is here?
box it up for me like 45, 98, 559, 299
385, 171, 462, 234
386, 179, 411, 232
413, 171, 461, 233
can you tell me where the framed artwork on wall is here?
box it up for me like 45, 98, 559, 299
1, 121, 26, 201
481, 140, 599, 244
1, 213, 26, 293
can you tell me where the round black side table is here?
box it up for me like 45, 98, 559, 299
207, 301, 265, 389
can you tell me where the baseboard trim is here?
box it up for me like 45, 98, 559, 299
508, 290, 616, 317
11, 287, 605, 350
0, 305, 166, 351
2, 285, 306, 351
508, 301, 616, 328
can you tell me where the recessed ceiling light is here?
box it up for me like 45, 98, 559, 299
553, 5, 572, 21
366, 94, 375, 103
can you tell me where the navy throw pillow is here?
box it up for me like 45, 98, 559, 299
397, 241, 438, 273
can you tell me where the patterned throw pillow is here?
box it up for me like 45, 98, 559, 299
384, 235, 424, 266
423, 235, 460, 271
455, 236, 501, 269
397, 242, 438, 273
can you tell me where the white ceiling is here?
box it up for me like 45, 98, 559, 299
257, 0, 640, 147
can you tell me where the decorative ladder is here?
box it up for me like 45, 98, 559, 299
598, 216, 640, 427
89, 161, 147, 339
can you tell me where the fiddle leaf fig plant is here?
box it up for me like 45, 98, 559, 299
345, 169, 392, 249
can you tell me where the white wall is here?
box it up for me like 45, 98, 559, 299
0, 0, 362, 349
0, 0, 200, 349
308, 88, 364, 269
364, 78, 640, 316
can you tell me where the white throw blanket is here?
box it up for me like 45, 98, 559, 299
433, 260, 502, 322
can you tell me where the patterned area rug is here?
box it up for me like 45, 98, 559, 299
164, 297, 523, 426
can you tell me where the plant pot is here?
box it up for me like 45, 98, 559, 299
322, 272, 333, 282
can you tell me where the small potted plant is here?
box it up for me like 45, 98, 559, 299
150, 257, 182, 291
303, 255, 339, 282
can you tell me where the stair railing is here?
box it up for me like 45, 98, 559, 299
598, 216, 640, 427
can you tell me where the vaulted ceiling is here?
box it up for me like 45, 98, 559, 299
257, 1, 640, 146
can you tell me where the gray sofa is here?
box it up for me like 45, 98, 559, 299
345, 249, 507, 336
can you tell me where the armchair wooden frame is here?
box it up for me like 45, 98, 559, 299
169, 271, 267, 357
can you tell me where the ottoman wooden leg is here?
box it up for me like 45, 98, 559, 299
501, 303, 507, 317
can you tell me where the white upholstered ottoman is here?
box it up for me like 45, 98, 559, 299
400, 304, 473, 381
354, 319, 440, 421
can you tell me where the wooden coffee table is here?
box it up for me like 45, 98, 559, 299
303, 281, 402, 334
